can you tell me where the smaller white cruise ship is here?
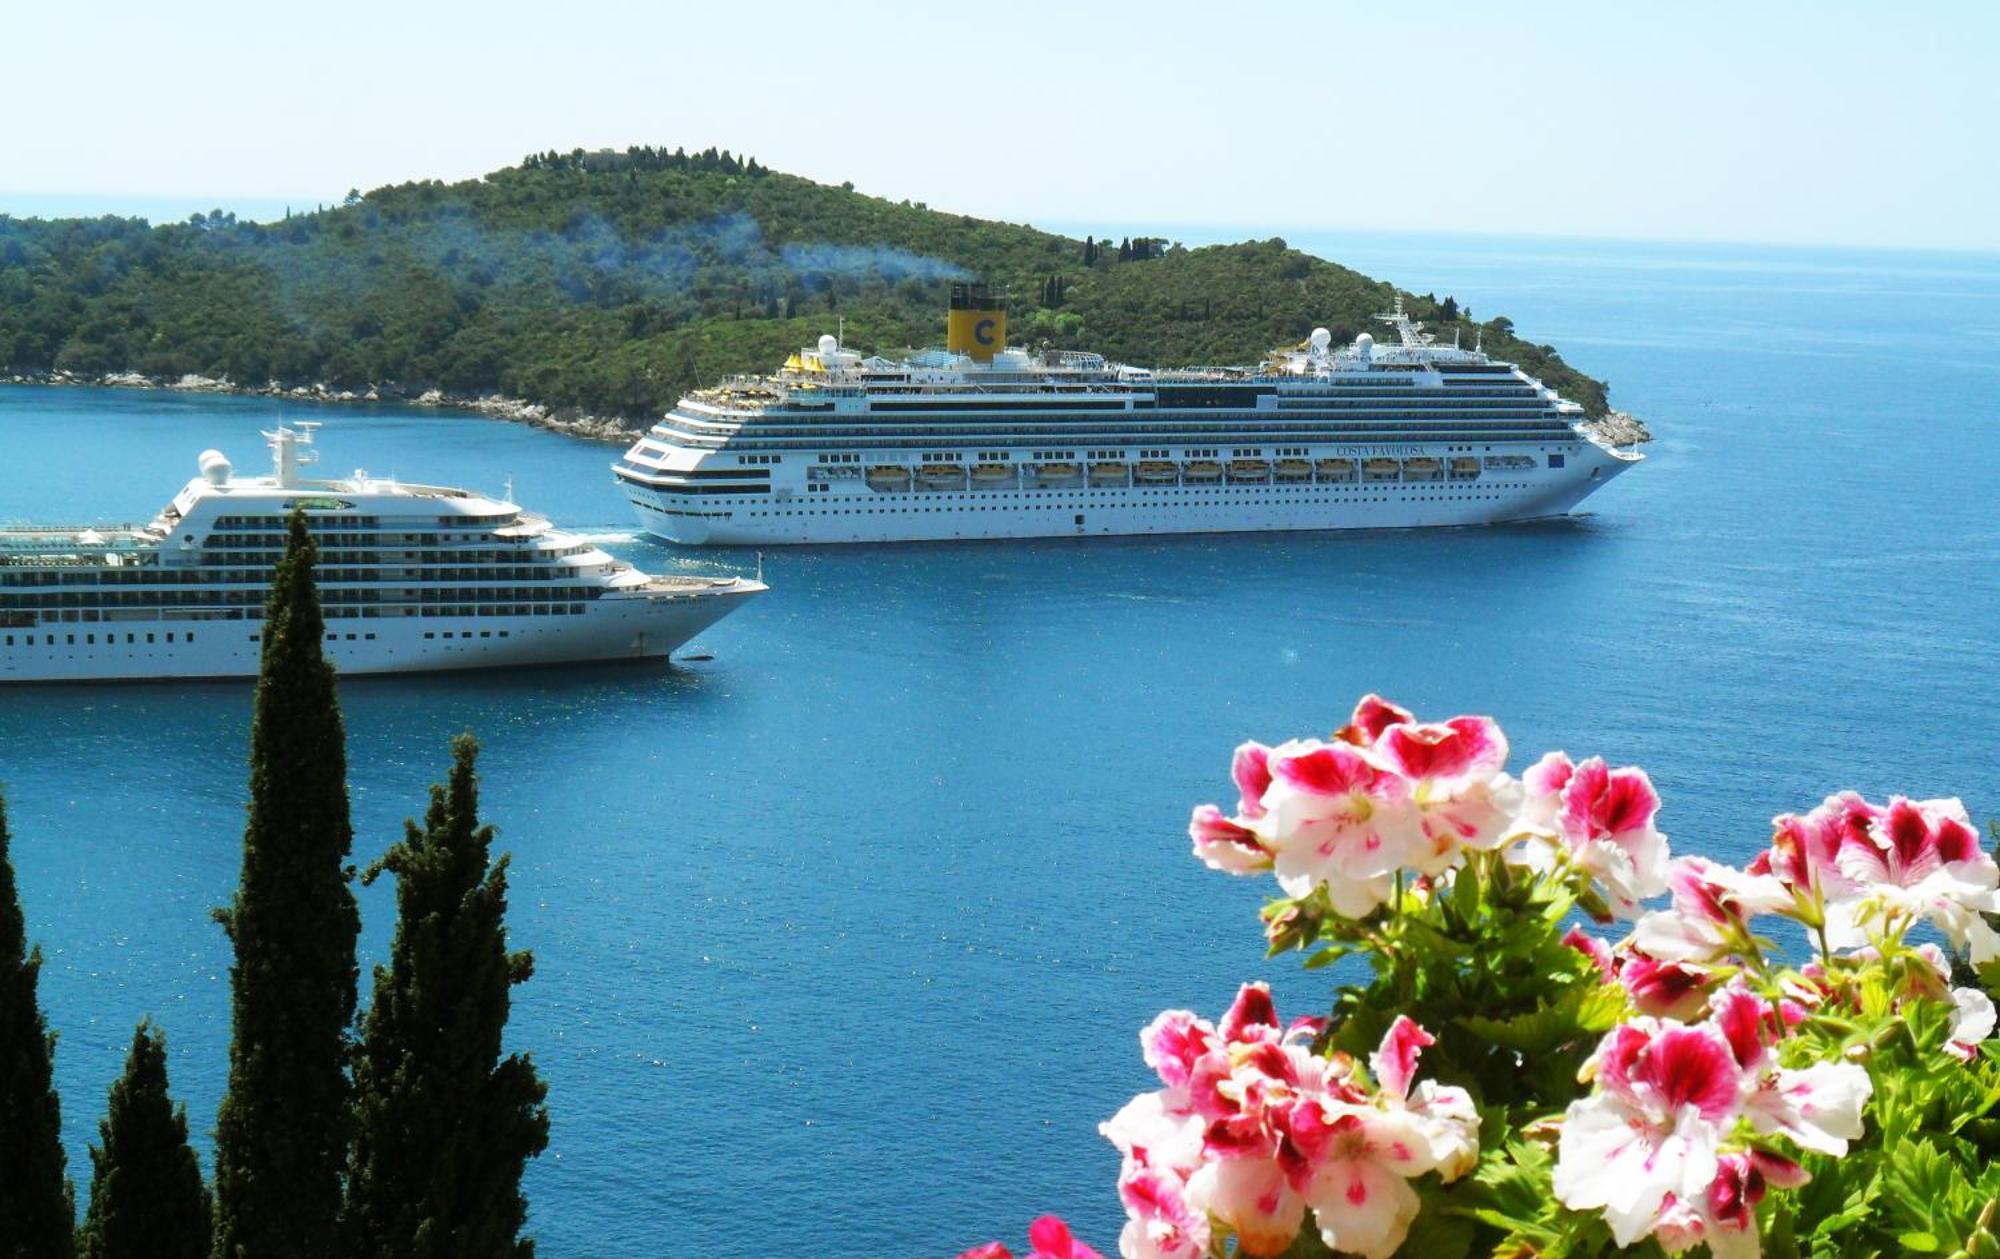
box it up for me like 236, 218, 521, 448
0, 424, 765, 683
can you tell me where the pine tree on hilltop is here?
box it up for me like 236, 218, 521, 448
79, 1021, 211, 1259
210, 508, 360, 1259
0, 790, 75, 1258
345, 734, 549, 1258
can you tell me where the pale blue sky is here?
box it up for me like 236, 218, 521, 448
5, 0, 1996, 250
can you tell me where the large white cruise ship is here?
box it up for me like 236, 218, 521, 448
0, 424, 765, 683
613, 285, 1642, 546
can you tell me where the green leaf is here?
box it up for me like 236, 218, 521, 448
1302, 945, 1349, 971
1456, 984, 1625, 1056
1902, 1232, 1942, 1252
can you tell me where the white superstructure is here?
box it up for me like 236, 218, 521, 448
614, 290, 1643, 546
0, 425, 764, 683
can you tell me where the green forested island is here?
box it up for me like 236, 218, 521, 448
0, 146, 1611, 423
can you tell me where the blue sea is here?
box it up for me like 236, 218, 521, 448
2, 233, 1997, 1256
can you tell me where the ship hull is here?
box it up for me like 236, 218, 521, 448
622, 441, 1635, 546
0, 588, 760, 684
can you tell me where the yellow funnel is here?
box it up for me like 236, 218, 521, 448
947, 282, 1006, 363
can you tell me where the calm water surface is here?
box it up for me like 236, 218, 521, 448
1, 234, 1997, 1256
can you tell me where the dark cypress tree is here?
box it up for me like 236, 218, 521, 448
78, 1022, 210, 1259
210, 508, 360, 1259
0, 790, 74, 1257
345, 735, 549, 1258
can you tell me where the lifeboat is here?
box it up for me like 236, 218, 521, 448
1449, 457, 1481, 478
1089, 461, 1129, 484
1182, 460, 1223, 482
866, 465, 911, 489
1227, 459, 1270, 482
1274, 459, 1313, 481
1316, 458, 1356, 482
971, 462, 1016, 485
1134, 460, 1178, 483
1031, 462, 1081, 484
1363, 458, 1400, 479
917, 463, 966, 485
1402, 458, 1442, 479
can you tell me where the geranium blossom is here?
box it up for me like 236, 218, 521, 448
1514, 751, 1671, 917
1104, 992, 1474, 1259
1191, 698, 1543, 914
1652, 1150, 1809, 1259
1830, 796, 2000, 962
1370, 716, 1522, 875
1103, 984, 1326, 1258
1554, 1019, 1744, 1246
956, 1223, 1105, 1259
1555, 994, 1870, 1249
1632, 856, 1786, 963
1753, 792, 2000, 961
1251, 739, 1418, 916
1947, 987, 1996, 1063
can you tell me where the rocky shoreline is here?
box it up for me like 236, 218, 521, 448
1581, 409, 1654, 447
5, 368, 1655, 450
0, 369, 645, 444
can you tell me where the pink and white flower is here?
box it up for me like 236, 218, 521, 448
1104, 985, 1328, 1258
1334, 694, 1414, 747
1188, 804, 1274, 875
1112, 1164, 1208, 1259
1947, 986, 1996, 1063
1827, 796, 2000, 962
1554, 1019, 1744, 1246
1557, 995, 1861, 1248
1372, 716, 1523, 875
957, 1217, 1107, 1259
1285, 1017, 1479, 1259
1620, 952, 1722, 1021
1632, 856, 1787, 963
1741, 1059, 1870, 1156
1515, 752, 1671, 918
1652, 1150, 1809, 1258
1255, 739, 1419, 916
1367, 1016, 1481, 1181
1105, 994, 1473, 1259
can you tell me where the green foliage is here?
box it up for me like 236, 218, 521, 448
0, 790, 75, 1257
0, 152, 1611, 418
1276, 854, 1615, 1123
78, 1021, 210, 1259
344, 734, 549, 1258
1759, 973, 2000, 1259
1456, 934, 2000, 1259
210, 509, 360, 1259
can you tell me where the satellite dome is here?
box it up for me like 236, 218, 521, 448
818, 334, 839, 356
1354, 332, 1375, 360
198, 449, 232, 486
1309, 327, 1332, 351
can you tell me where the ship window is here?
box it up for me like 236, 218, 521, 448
1548, 454, 1564, 468
424, 632, 435, 639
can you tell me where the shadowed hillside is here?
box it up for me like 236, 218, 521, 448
0, 146, 1610, 419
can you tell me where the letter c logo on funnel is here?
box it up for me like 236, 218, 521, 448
974, 318, 996, 347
